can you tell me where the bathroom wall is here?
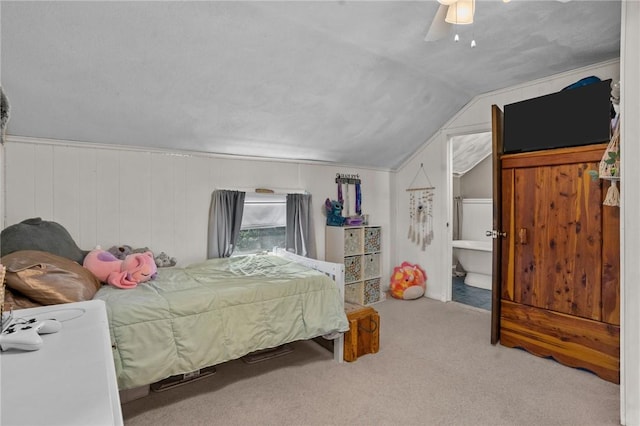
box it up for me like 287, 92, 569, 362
461, 156, 492, 199
459, 198, 492, 242
453, 176, 461, 199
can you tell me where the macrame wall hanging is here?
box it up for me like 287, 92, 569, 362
407, 163, 435, 251
599, 116, 620, 206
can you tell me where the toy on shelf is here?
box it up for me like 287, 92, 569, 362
325, 198, 346, 226
345, 216, 363, 226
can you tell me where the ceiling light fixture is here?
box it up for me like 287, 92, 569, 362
445, 0, 475, 25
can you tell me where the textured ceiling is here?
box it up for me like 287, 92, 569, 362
452, 132, 492, 177
0, 1, 621, 170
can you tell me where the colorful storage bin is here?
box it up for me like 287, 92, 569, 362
344, 256, 362, 283
344, 228, 363, 256
344, 278, 381, 305
364, 253, 380, 279
364, 227, 381, 253
364, 278, 381, 304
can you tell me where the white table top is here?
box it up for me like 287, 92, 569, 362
0, 300, 123, 426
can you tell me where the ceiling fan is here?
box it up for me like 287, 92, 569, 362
424, 0, 572, 42
424, 0, 475, 42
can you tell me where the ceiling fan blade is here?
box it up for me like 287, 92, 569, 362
424, 4, 452, 42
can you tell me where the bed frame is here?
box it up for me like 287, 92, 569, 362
273, 248, 345, 363
119, 249, 347, 402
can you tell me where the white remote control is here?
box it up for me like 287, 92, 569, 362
0, 318, 62, 351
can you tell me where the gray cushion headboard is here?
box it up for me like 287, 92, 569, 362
0, 217, 89, 264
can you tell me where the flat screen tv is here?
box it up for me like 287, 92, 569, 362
503, 79, 612, 154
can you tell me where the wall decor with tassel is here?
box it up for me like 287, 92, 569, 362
599, 116, 620, 206
587, 80, 621, 207
406, 163, 435, 251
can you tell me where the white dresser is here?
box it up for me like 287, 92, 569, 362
0, 300, 123, 425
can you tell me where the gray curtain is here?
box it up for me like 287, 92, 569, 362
453, 196, 463, 240
207, 190, 245, 258
285, 193, 316, 258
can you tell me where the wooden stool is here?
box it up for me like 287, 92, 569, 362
344, 302, 380, 362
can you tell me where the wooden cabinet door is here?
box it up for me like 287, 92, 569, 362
513, 161, 603, 320
501, 144, 620, 324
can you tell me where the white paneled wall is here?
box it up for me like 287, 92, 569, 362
620, 2, 640, 424
3, 137, 391, 276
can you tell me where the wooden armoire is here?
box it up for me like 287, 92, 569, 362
499, 143, 620, 383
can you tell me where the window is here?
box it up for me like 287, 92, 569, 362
234, 193, 286, 255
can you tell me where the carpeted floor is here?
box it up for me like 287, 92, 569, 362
121, 296, 619, 426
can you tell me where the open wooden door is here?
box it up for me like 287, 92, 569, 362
490, 105, 504, 345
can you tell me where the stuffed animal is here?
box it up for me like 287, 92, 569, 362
325, 198, 346, 226
108, 244, 153, 260
107, 245, 133, 260
389, 261, 427, 300
154, 251, 177, 268
83, 248, 158, 289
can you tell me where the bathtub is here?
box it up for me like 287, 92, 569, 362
452, 239, 492, 290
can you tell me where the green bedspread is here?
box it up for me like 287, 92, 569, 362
94, 254, 349, 390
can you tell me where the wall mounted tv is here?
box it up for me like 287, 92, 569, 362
503, 79, 612, 154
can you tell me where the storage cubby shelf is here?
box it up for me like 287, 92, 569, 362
326, 226, 382, 305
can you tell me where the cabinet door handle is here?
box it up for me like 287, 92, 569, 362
518, 228, 528, 245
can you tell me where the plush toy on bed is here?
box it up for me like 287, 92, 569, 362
107, 245, 133, 260
389, 261, 427, 300
83, 248, 158, 289
107, 244, 154, 260
154, 251, 177, 268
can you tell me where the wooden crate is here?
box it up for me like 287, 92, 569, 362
344, 302, 380, 362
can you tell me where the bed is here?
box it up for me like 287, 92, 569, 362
1, 218, 349, 391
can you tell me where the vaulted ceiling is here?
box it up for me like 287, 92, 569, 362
0, 1, 621, 170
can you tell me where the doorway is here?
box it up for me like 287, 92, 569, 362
448, 131, 493, 310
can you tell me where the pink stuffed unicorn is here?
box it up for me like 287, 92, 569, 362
83, 248, 157, 289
